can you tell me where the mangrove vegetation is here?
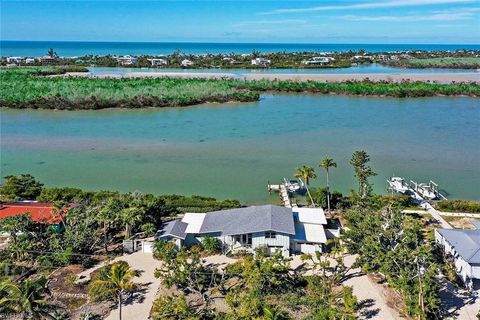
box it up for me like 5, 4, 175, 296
1, 68, 479, 110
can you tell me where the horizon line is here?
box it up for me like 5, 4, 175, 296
2, 39, 480, 46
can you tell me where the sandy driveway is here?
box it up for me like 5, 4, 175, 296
290, 254, 402, 320
104, 252, 161, 320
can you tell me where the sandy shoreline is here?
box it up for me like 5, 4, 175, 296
66, 71, 480, 84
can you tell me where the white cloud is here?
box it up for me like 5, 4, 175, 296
262, 0, 475, 15
342, 11, 476, 21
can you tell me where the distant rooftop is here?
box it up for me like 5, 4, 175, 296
0, 201, 74, 224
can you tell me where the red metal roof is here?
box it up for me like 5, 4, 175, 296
0, 202, 72, 224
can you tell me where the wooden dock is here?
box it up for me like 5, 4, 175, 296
268, 181, 298, 208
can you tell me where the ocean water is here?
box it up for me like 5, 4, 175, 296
1, 94, 479, 203
2, 41, 480, 57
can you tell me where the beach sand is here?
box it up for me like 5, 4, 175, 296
67, 71, 480, 84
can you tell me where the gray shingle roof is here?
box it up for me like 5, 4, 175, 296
199, 205, 295, 236
438, 228, 480, 264
471, 221, 480, 230
156, 220, 188, 240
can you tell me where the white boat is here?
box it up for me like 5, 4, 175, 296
387, 177, 409, 194
284, 178, 303, 193
417, 183, 437, 200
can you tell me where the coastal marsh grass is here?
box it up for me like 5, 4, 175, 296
0, 68, 258, 109
227, 78, 480, 98
1, 67, 479, 110
407, 57, 480, 69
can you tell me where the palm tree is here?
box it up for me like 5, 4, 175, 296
319, 158, 337, 214
294, 165, 317, 207
52, 201, 68, 231
0, 277, 56, 319
121, 207, 144, 238
89, 262, 138, 320
294, 165, 317, 186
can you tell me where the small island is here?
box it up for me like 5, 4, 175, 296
1, 66, 479, 110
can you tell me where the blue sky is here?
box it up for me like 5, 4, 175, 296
1, 0, 479, 43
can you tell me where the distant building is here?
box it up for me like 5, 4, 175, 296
148, 58, 168, 66
351, 55, 373, 62
6, 57, 24, 63
435, 225, 480, 286
377, 55, 389, 62
39, 56, 56, 63
181, 59, 194, 67
0, 202, 76, 232
251, 57, 271, 67
25, 58, 36, 64
303, 56, 335, 65
156, 205, 338, 256
117, 55, 137, 66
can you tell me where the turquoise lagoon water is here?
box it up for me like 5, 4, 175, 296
1, 94, 479, 203
88, 64, 478, 76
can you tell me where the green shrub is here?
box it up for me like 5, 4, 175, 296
201, 236, 222, 254
437, 200, 480, 213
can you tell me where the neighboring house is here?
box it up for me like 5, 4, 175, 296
251, 58, 271, 67
0, 201, 75, 232
39, 56, 56, 63
157, 205, 336, 256
117, 55, 137, 65
148, 58, 168, 66
351, 55, 373, 62
377, 54, 389, 62
6, 57, 24, 63
181, 59, 194, 67
435, 226, 480, 286
25, 58, 36, 64
303, 56, 335, 65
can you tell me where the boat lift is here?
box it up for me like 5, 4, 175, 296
387, 176, 448, 202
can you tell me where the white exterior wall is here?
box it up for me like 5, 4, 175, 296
251, 232, 290, 249
435, 230, 474, 282
472, 266, 480, 279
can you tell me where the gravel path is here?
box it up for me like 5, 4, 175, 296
105, 252, 161, 320
290, 254, 402, 320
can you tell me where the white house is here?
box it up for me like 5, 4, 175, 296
117, 55, 137, 66
148, 58, 168, 66
181, 59, 194, 67
351, 55, 373, 62
251, 57, 271, 67
6, 57, 24, 63
156, 205, 336, 257
25, 58, 36, 64
435, 225, 480, 286
303, 56, 335, 65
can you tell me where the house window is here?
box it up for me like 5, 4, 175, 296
265, 231, 276, 239
235, 233, 252, 246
